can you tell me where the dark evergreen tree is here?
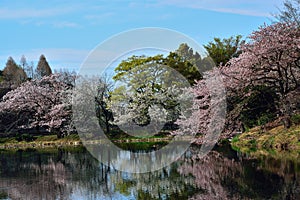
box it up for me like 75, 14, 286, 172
36, 54, 52, 78
204, 35, 245, 66
3, 57, 27, 87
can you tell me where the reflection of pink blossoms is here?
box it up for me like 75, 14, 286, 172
178, 150, 243, 200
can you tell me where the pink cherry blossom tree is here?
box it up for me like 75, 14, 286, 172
174, 67, 226, 144
175, 22, 300, 143
222, 22, 300, 128
0, 74, 74, 137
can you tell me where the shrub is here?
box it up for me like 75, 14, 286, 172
257, 114, 273, 126
291, 114, 300, 125
16, 134, 34, 142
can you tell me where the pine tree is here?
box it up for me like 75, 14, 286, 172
3, 57, 27, 87
36, 54, 52, 78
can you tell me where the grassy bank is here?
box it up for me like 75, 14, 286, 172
0, 133, 173, 150
0, 134, 82, 150
231, 124, 300, 160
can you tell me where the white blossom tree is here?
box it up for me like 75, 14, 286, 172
109, 84, 182, 137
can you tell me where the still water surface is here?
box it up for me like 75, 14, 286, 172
0, 143, 299, 200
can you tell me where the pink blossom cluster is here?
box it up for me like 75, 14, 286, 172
175, 22, 300, 142
0, 74, 74, 135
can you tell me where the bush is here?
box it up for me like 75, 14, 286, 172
291, 114, 300, 125
16, 134, 34, 142
0, 191, 8, 199
240, 86, 278, 129
257, 114, 273, 126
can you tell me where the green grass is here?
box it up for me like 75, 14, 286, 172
0, 132, 173, 150
0, 134, 82, 150
34, 134, 80, 142
0, 137, 18, 144
231, 135, 240, 143
231, 124, 300, 159
0, 145, 87, 154
107, 130, 171, 140
34, 135, 58, 141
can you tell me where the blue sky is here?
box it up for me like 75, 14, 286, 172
0, 0, 284, 71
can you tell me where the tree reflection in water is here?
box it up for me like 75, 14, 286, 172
0, 144, 299, 199
179, 145, 300, 199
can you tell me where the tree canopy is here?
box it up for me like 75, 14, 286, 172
203, 35, 245, 66
110, 44, 204, 134
165, 43, 203, 83
2, 57, 27, 87
113, 44, 203, 85
111, 53, 189, 135
224, 22, 300, 128
275, 0, 300, 26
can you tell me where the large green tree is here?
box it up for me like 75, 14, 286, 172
114, 44, 203, 85
204, 35, 245, 66
165, 43, 202, 84
113, 54, 165, 86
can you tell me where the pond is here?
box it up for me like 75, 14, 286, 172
0, 143, 299, 200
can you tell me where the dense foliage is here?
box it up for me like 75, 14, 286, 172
204, 35, 245, 66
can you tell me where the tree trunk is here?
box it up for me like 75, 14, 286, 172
105, 118, 110, 134
282, 115, 291, 129
281, 96, 292, 129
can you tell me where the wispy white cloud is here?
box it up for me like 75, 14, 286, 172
85, 12, 115, 20
0, 5, 82, 29
18, 19, 80, 28
208, 7, 270, 17
52, 21, 80, 28
0, 6, 82, 28
160, 0, 283, 17
0, 7, 75, 19
84, 12, 116, 24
